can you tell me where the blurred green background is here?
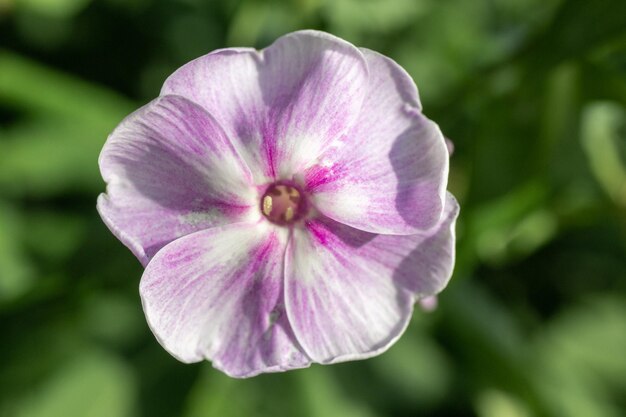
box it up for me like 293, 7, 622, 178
1, 0, 625, 416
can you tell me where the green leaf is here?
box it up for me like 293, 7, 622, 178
369, 328, 452, 408
475, 389, 533, 417
183, 366, 306, 417
0, 118, 106, 196
296, 366, 376, 417
0, 50, 135, 196
0, 201, 35, 303
21, 210, 86, 261
15, 0, 93, 18
580, 101, 626, 207
466, 181, 554, 265
325, 0, 428, 37
0, 49, 133, 124
533, 295, 626, 417
11, 351, 137, 417
183, 364, 376, 417
80, 293, 144, 348
525, 0, 626, 66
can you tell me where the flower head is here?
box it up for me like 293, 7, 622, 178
97, 30, 459, 378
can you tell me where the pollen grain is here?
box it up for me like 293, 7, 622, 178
284, 206, 294, 222
262, 195, 273, 216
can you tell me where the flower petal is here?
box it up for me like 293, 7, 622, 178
97, 95, 257, 266
285, 193, 459, 363
161, 30, 368, 180
140, 223, 311, 378
304, 49, 449, 234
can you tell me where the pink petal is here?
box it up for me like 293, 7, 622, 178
140, 223, 311, 378
304, 49, 449, 234
161, 30, 368, 180
97, 95, 257, 266
285, 193, 459, 363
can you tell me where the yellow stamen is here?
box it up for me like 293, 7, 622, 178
262, 195, 273, 216
284, 206, 294, 222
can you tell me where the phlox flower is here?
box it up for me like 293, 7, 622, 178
97, 30, 459, 377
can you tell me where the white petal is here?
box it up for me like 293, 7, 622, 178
98, 95, 257, 265
161, 30, 369, 180
140, 222, 311, 377
285, 193, 459, 363
305, 49, 449, 234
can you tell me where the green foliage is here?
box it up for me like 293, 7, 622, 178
1, 0, 625, 416
11, 351, 136, 417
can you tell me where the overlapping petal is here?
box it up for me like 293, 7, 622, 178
140, 223, 311, 377
285, 193, 459, 363
304, 49, 449, 235
161, 30, 368, 181
98, 95, 257, 265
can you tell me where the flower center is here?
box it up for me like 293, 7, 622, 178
261, 183, 306, 225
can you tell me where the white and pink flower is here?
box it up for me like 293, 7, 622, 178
97, 30, 459, 378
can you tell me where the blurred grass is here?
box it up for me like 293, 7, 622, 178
0, 49, 134, 196
1, 0, 625, 416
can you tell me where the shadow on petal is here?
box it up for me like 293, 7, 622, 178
384, 56, 447, 231
389, 123, 446, 232
392, 195, 458, 297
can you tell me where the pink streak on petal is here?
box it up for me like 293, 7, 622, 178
305, 48, 449, 235
161, 30, 368, 181
140, 223, 311, 378
285, 193, 459, 363
97, 95, 256, 265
